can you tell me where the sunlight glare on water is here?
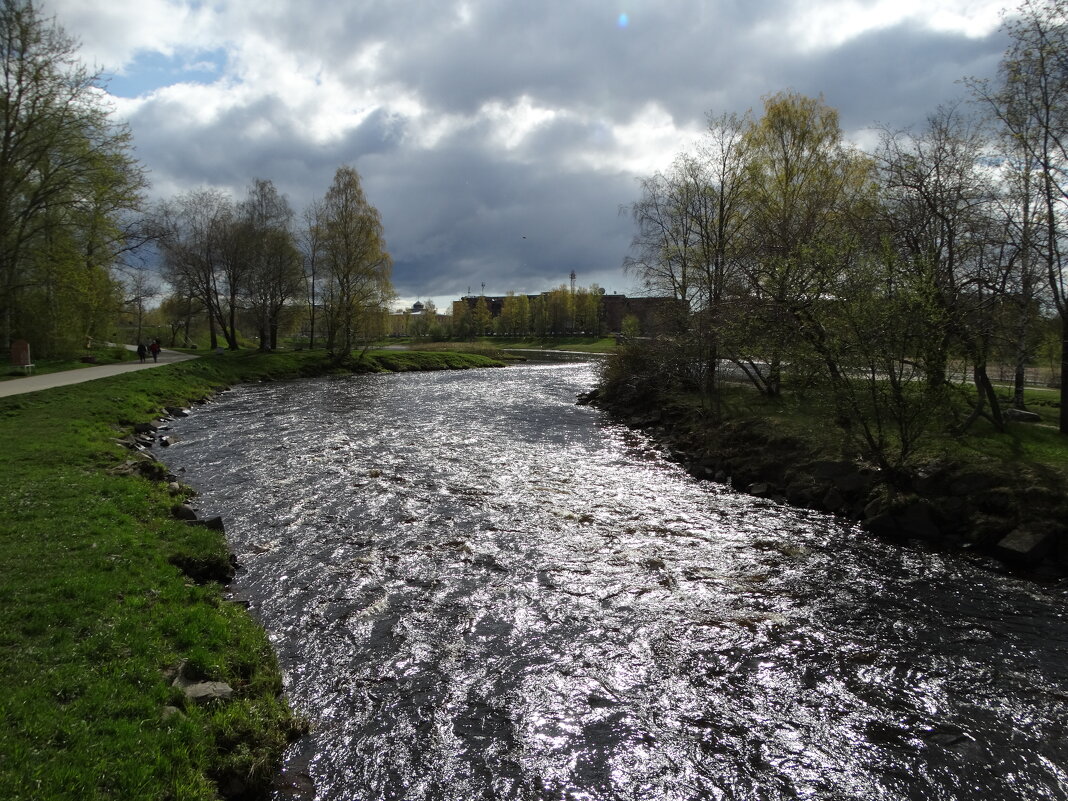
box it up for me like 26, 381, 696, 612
161, 360, 1068, 801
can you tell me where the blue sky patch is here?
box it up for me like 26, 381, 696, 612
103, 48, 227, 98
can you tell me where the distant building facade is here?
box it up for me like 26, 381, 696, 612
451, 291, 687, 335
600, 294, 687, 335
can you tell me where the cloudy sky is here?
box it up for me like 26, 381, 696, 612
40, 0, 1011, 310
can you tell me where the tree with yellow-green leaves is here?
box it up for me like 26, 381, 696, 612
0, 0, 147, 357
471, 295, 493, 335
736, 91, 877, 397
497, 291, 531, 336
316, 166, 394, 357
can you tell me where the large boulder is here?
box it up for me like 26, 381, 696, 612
1003, 408, 1042, 423
168, 549, 237, 584
863, 499, 942, 541
994, 522, 1063, 566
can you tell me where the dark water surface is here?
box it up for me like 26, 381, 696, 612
160, 361, 1068, 801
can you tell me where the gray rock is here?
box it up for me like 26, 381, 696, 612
172, 504, 198, 521
864, 513, 900, 539
995, 523, 1060, 565
895, 502, 942, 540
169, 658, 235, 704
161, 705, 184, 721
822, 488, 846, 513
863, 501, 941, 540
187, 515, 225, 531
949, 472, 1000, 496
175, 678, 234, 704
808, 460, 856, 480
1003, 408, 1042, 423
863, 498, 887, 521
834, 471, 870, 496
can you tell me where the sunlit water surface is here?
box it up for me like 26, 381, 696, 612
160, 360, 1068, 801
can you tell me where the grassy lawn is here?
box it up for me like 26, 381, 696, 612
492, 335, 618, 353
0, 348, 502, 800
686, 380, 1068, 478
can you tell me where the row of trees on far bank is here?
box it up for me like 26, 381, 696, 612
154, 166, 393, 355
619, 0, 1068, 454
451, 285, 606, 339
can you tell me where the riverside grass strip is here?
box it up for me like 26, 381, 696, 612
0, 348, 503, 801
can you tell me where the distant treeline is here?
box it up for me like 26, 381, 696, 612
450, 286, 608, 338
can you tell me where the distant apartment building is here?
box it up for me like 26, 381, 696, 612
452, 291, 686, 335
599, 294, 687, 334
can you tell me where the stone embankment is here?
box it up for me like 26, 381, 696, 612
580, 386, 1068, 578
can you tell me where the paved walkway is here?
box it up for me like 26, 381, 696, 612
0, 348, 198, 398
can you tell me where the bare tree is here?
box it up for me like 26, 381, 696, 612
155, 190, 241, 350
240, 179, 304, 350
971, 0, 1068, 432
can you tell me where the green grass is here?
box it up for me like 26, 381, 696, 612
672, 380, 1068, 478
0, 348, 503, 800
408, 336, 618, 356
493, 335, 618, 353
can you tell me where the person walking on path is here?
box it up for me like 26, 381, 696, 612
149, 340, 160, 363
136, 342, 147, 363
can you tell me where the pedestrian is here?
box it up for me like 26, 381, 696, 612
136, 342, 147, 363
149, 340, 160, 363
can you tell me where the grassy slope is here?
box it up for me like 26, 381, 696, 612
0, 349, 502, 800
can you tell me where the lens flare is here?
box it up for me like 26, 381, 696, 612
618, 12, 629, 28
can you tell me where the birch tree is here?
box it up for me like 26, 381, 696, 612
317, 166, 393, 356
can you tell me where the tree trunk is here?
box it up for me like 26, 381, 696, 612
977, 363, 1004, 433
1060, 318, 1068, 435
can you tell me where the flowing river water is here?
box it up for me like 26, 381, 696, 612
159, 358, 1068, 801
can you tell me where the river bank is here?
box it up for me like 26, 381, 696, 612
582, 381, 1068, 579
0, 349, 504, 801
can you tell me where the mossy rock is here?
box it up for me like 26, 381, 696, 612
168, 550, 238, 584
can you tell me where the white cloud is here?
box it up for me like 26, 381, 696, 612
40, 0, 217, 69
36, 0, 1013, 300
785, 0, 1005, 51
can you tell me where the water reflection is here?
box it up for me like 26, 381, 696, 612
161, 363, 1068, 801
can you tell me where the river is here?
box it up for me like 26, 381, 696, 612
159, 358, 1068, 801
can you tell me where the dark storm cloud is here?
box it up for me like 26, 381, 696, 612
802, 22, 1009, 132
127, 95, 407, 202
360, 134, 637, 299
373, 1, 794, 127
61, 0, 1014, 304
